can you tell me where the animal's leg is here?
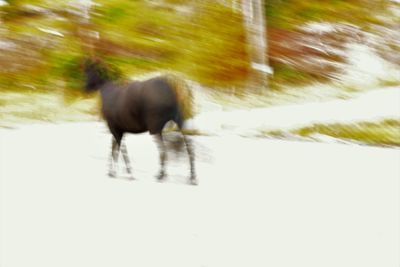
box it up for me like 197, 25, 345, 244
182, 133, 197, 185
108, 129, 123, 178
154, 133, 167, 181
108, 137, 119, 177
121, 141, 134, 179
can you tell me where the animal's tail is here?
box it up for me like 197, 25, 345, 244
164, 74, 195, 155
164, 74, 195, 122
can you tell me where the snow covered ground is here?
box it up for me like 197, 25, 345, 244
188, 86, 400, 136
1, 122, 399, 267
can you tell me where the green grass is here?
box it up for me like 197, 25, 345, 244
271, 119, 400, 146
378, 78, 400, 87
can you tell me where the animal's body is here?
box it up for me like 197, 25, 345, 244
101, 77, 182, 135
84, 58, 196, 184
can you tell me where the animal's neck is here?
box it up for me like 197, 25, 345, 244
99, 81, 111, 93
99, 81, 119, 101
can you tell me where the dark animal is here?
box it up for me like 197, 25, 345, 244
83, 58, 196, 185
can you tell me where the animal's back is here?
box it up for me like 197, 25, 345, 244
102, 77, 180, 134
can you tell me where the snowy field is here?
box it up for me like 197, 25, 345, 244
188, 86, 400, 136
1, 122, 399, 267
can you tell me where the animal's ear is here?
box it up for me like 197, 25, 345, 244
83, 57, 95, 68
82, 57, 90, 71
83, 56, 100, 69
80, 57, 88, 70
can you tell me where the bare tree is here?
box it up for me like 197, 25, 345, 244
241, 0, 271, 92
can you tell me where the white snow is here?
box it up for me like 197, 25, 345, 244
1, 123, 399, 267
187, 86, 400, 136
303, 22, 336, 33
37, 27, 65, 37
340, 43, 400, 88
0, 40, 16, 50
251, 62, 274, 74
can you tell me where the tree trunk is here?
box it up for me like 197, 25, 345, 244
241, 0, 271, 93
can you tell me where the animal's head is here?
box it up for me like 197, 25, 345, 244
83, 57, 122, 92
83, 57, 107, 92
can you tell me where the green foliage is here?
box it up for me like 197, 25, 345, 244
263, 119, 400, 147
91, 0, 249, 87
0, 0, 82, 93
294, 119, 400, 146
0, 0, 250, 95
270, 63, 316, 87
266, 0, 388, 30
0, 0, 395, 123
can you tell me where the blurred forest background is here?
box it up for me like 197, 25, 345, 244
0, 0, 399, 145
